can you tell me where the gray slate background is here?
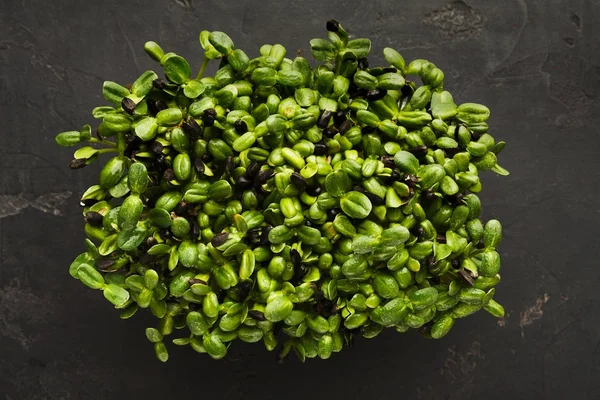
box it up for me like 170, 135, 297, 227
1, 0, 599, 398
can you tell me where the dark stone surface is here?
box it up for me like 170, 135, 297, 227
1, 0, 599, 398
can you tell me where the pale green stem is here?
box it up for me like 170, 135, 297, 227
334, 53, 342, 75
89, 137, 117, 146
98, 148, 119, 155
196, 57, 210, 79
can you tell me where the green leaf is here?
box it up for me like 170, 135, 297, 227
143, 41, 164, 62
55, 131, 83, 147
108, 176, 130, 198
373, 272, 400, 300
239, 249, 256, 280
372, 298, 408, 327
92, 106, 115, 119
147, 243, 171, 256
346, 38, 371, 58
393, 151, 419, 175
430, 314, 455, 339
213, 264, 240, 288
483, 219, 503, 248
332, 214, 356, 237
472, 152, 497, 171
84, 238, 99, 259
102, 81, 130, 106
137, 288, 154, 307
155, 191, 184, 212
80, 185, 105, 201
492, 163, 510, 176
435, 243, 453, 262
251, 67, 278, 86
98, 233, 118, 256
479, 249, 501, 277
208, 180, 233, 201
324, 170, 351, 197
131, 70, 158, 97
491, 141, 506, 155
353, 71, 378, 91
264, 295, 294, 322
168, 247, 179, 271
156, 108, 183, 126
457, 103, 490, 124
77, 263, 105, 289
79, 124, 92, 140
377, 72, 405, 90
163, 55, 191, 84
467, 141, 488, 157
340, 191, 372, 219
383, 47, 406, 73
145, 327, 163, 343
228, 48, 250, 72
344, 313, 369, 329
103, 284, 130, 307
214, 84, 238, 108
128, 162, 149, 195
147, 209, 172, 230
268, 225, 295, 244
310, 39, 336, 61
103, 113, 131, 132
237, 326, 264, 343
134, 99, 148, 115
144, 269, 159, 290
117, 194, 144, 230
446, 230, 468, 254
125, 274, 144, 292
119, 303, 138, 319
209, 31, 235, 54
410, 85, 432, 110
183, 79, 206, 99
484, 299, 505, 318
203, 334, 226, 360
277, 70, 304, 87
186, 311, 209, 336
154, 342, 169, 362
417, 164, 446, 190
295, 88, 316, 107
74, 146, 99, 160
199, 31, 222, 59
385, 187, 403, 208
352, 234, 380, 254
436, 137, 459, 149
430, 91, 457, 120
69, 252, 94, 278
380, 226, 410, 246
134, 117, 158, 141
117, 225, 147, 251
341, 255, 368, 278
99, 156, 127, 189
172, 338, 191, 346
177, 240, 199, 268
150, 298, 167, 318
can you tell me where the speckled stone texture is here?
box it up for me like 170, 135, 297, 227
1, 1, 599, 399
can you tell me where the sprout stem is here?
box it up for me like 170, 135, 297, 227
97, 148, 119, 155
334, 53, 342, 75
89, 137, 117, 146
197, 57, 210, 79
116, 132, 126, 156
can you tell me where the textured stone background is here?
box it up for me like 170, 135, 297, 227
1, 0, 599, 398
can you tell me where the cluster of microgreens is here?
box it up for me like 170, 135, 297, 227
56, 20, 508, 362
